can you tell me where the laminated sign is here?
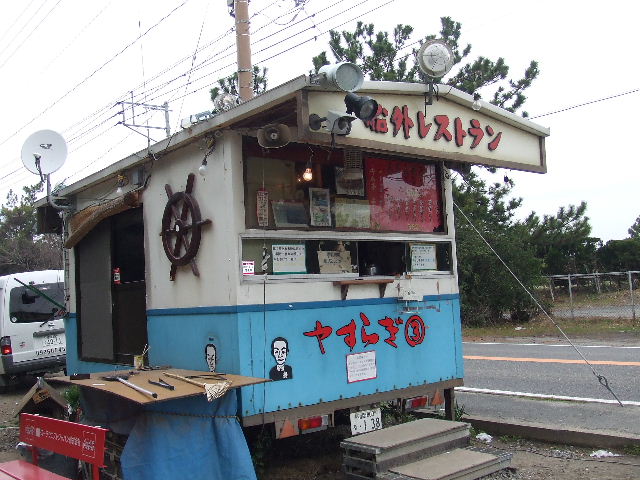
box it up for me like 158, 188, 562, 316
272, 244, 306, 274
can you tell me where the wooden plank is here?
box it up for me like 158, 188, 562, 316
50, 368, 268, 404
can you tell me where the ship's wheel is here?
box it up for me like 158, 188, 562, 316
161, 173, 211, 280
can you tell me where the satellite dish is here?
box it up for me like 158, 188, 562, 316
21, 130, 67, 175
417, 40, 454, 79
213, 92, 239, 112
257, 124, 291, 149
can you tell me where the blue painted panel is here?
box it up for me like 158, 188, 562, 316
241, 297, 461, 416
147, 312, 242, 374
69, 296, 462, 417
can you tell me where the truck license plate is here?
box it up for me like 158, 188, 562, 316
34, 333, 65, 356
350, 408, 382, 435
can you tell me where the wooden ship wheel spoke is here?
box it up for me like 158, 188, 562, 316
161, 173, 211, 280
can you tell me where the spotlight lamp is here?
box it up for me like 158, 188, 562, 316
309, 111, 357, 136
344, 93, 378, 122
472, 93, 482, 111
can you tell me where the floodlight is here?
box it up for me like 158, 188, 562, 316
344, 93, 378, 121
318, 62, 364, 92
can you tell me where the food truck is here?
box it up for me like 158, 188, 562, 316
34, 71, 548, 477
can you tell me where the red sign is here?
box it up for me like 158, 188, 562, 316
20, 414, 107, 465
366, 157, 443, 232
364, 104, 503, 151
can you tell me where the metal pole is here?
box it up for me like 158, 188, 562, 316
234, 0, 253, 101
629, 271, 636, 322
163, 102, 170, 137
549, 277, 555, 302
568, 274, 574, 320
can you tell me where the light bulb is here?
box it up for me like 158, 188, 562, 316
302, 167, 313, 182
472, 93, 481, 111
116, 186, 123, 195
198, 162, 208, 176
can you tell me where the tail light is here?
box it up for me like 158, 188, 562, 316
0, 336, 12, 355
298, 414, 329, 433
404, 396, 428, 411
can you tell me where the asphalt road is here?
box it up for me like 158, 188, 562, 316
457, 341, 640, 437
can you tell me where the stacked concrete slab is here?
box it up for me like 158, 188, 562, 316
341, 418, 511, 480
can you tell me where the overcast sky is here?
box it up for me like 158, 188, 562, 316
0, 0, 637, 242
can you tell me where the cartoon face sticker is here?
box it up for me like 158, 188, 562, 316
269, 337, 293, 381
205, 343, 217, 372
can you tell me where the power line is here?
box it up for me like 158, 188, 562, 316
0, 0, 391, 192
40, 2, 113, 75
0, 0, 63, 70
0, 0, 47, 61
0, 0, 38, 48
530, 88, 640, 119
0, 0, 191, 151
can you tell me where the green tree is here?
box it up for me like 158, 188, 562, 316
453, 172, 544, 325
0, 182, 62, 275
597, 238, 640, 271
312, 17, 539, 114
629, 215, 640, 238
312, 18, 544, 324
210, 65, 268, 111
523, 202, 599, 274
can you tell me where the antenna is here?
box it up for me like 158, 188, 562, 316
20, 130, 71, 211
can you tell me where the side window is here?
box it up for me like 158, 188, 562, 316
244, 148, 444, 234
9, 282, 64, 323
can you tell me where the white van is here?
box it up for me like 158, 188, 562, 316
0, 270, 66, 389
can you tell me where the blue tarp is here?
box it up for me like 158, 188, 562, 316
121, 392, 257, 480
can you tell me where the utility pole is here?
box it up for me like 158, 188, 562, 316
234, 0, 253, 101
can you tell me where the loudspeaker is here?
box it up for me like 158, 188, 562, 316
257, 124, 291, 148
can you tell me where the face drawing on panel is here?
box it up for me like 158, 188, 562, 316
205, 343, 217, 372
269, 337, 293, 381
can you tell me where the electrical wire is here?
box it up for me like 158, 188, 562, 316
0, 0, 38, 48
0, 0, 47, 62
136, 0, 390, 106
530, 88, 640, 119
40, 2, 113, 75
0, 0, 191, 150
0, 0, 63, 70
0, 0, 390, 192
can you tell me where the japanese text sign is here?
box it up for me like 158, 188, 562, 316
20, 413, 107, 464
306, 91, 546, 173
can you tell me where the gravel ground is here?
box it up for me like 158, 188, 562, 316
1, 358, 639, 479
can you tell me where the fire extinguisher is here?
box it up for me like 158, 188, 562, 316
113, 267, 121, 285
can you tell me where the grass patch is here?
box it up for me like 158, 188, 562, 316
464, 315, 640, 339
623, 444, 640, 456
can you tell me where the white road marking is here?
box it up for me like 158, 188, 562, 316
463, 342, 640, 349
456, 387, 640, 406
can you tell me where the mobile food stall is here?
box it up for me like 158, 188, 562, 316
35, 72, 548, 477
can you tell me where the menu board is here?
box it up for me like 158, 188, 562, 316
410, 243, 437, 271
272, 244, 306, 274
318, 251, 352, 274
366, 157, 443, 232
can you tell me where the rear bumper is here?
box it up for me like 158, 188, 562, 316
0, 354, 65, 376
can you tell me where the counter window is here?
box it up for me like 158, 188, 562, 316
241, 239, 451, 276
244, 147, 444, 234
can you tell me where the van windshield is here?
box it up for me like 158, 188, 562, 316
9, 282, 65, 323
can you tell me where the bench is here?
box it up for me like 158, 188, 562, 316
0, 413, 108, 479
